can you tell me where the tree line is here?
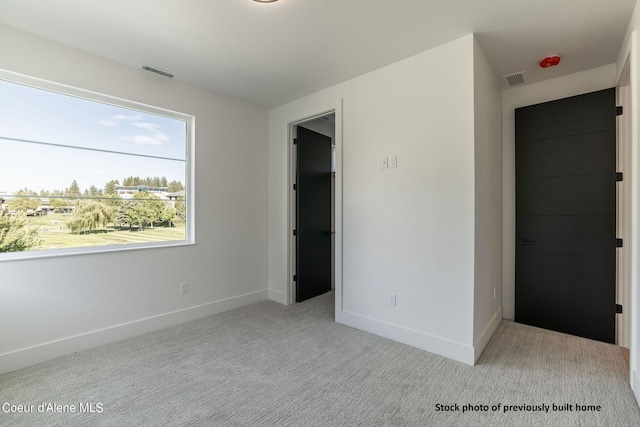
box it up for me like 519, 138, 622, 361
6, 177, 184, 208
1, 177, 186, 251
13, 176, 185, 198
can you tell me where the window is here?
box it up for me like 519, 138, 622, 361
0, 70, 193, 259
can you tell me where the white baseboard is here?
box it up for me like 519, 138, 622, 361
340, 310, 475, 365
0, 289, 269, 375
473, 306, 503, 363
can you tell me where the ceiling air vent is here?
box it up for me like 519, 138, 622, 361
503, 71, 526, 88
140, 65, 175, 79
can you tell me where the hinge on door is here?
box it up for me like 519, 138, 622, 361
617, 106, 624, 116
293, 138, 298, 145
616, 304, 623, 314
616, 238, 624, 248
293, 275, 297, 282
617, 172, 624, 182
293, 229, 297, 236
293, 183, 297, 191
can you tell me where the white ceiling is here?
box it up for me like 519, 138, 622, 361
0, 0, 635, 108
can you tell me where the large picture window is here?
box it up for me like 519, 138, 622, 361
0, 71, 193, 259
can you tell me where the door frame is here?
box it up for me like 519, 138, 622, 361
286, 103, 343, 322
616, 42, 639, 399
616, 57, 632, 350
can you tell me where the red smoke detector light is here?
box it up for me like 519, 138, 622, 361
539, 55, 561, 68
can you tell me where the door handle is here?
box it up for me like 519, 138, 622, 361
518, 239, 536, 246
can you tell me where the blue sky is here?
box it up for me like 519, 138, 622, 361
0, 79, 187, 195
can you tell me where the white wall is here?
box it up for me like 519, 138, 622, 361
472, 38, 503, 361
0, 24, 268, 374
501, 64, 618, 321
269, 34, 501, 365
341, 35, 475, 362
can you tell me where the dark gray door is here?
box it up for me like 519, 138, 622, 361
295, 126, 332, 302
515, 88, 617, 343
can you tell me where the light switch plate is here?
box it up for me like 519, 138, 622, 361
380, 156, 389, 169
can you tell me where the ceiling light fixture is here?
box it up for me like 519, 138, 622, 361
254, 0, 278, 3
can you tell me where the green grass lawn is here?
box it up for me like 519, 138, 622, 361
26, 213, 185, 250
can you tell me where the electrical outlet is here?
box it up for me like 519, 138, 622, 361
389, 293, 396, 307
180, 282, 189, 294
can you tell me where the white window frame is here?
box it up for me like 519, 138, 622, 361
0, 69, 195, 261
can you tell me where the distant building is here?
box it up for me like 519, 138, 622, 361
165, 190, 185, 208
39, 197, 51, 210
114, 185, 169, 200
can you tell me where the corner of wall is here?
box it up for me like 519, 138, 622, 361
270, 32, 488, 365
473, 306, 502, 364
472, 35, 503, 348
268, 288, 287, 305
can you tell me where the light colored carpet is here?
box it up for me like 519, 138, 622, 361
1, 291, 639, 426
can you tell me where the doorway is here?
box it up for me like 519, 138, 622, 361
290, 113, 336, 303
515, 88, 617, 343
